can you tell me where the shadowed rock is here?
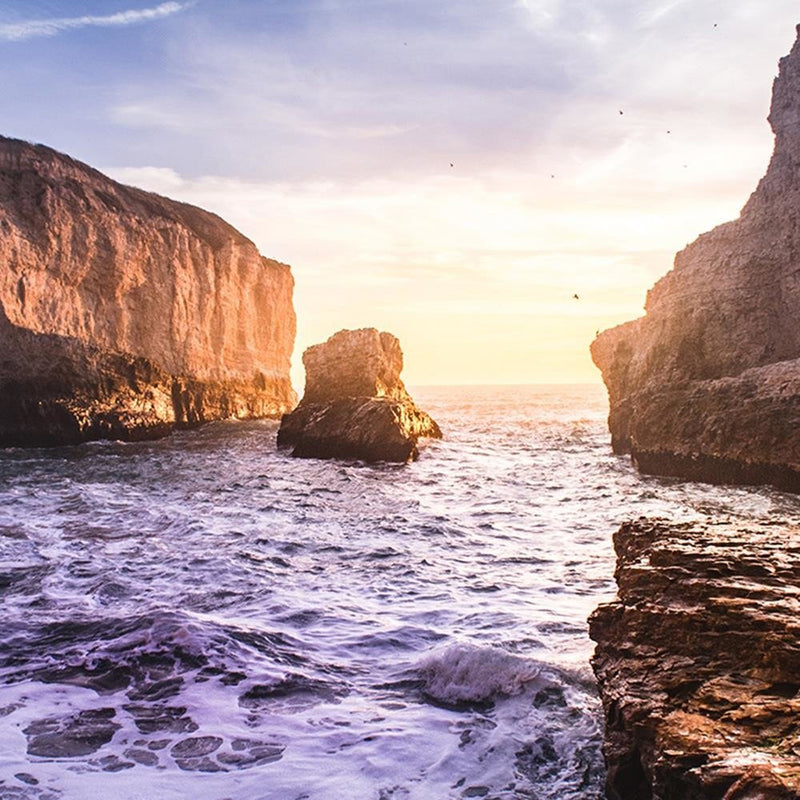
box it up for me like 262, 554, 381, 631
589, 518, 800, 800
278, 328, 441, 463
592, 27, 800, 490
0, 135, 296, 447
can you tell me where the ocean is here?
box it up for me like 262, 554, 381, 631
1, 384, 797, 800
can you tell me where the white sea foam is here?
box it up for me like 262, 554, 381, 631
0, 385, 792, 799
417, 643, 543, 705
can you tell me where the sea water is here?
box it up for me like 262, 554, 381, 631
0, 385, 797, 800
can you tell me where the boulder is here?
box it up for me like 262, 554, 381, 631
0, 135, 296, 446
592, 26, 800, 490
277, 329, 441, 462
589, 518, 800, 800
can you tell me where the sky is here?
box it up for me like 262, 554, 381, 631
0, 1, 798, 387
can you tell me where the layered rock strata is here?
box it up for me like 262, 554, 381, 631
592, 27, 800, 489
590, 517, 800, 800
0, 135, 296, 446
277, 328, 441, 462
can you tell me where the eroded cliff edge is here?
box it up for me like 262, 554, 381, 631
590, 518, 800, 800
0, 135, 296, 446
592, 27, 800, 490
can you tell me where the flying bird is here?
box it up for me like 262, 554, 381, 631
572, 293, 580, 300
619, 110, 624, 115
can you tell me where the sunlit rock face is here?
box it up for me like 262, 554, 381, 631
301, 327, 409, 404
590, 518, 800, 800
0, 135, 296, 446
278, 328, 441, 462
592, 27, 800, 490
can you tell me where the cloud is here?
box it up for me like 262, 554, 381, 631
0, 2, 191, 41
104, 160, 751, 383
91, 0, 798, 186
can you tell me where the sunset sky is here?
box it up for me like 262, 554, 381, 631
1, 1, 798, 386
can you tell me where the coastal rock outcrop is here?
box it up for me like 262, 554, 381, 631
0, 135, 296, 446
277, 328, 441, 462
590, 517, 800, 800
592, 27, 800, 489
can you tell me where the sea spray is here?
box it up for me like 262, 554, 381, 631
416, 643, 542, 706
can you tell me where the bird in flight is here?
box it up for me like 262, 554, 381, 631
572, 293, 580, 300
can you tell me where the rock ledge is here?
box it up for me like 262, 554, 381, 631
589, 517, 800, 800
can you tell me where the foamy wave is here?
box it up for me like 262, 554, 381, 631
416, 643, 542, 705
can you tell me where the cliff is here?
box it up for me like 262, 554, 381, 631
592, 27, 800, 489
278, 328, 441, 462
590, 518, 800, 800
0, 135, 296, 446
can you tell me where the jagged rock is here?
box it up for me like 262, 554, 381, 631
277, 328, 441, 462
0, 135, 296, 446
592, 27, 800, 489
589, 518, 800, 800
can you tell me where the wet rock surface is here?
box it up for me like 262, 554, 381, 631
0, 609, 294, 785
592, 27, 800, 490
589, 518, 800, 800
15, 705, 286, 778
0, 135, 296, 447
24, 708, 120, 758
278, 328, 441, 462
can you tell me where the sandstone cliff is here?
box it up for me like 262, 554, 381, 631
592, 27, 800, 489
278, 328, 441, 462
0, 135, 296, 445
590, 518, 800, 800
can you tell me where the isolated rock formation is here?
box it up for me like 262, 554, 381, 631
590, 517, 800, 800
592, 27, 800, 489
277, 328, 441, 462
0, 135, 296, 446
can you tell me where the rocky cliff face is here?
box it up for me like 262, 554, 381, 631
301, 328, 409, 404
278, 328, 441, 462
590, 518, 800, 800
0, 135, 296, 445
592, 27, 800, 488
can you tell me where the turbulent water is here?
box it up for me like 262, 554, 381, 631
1, 384, 798, 800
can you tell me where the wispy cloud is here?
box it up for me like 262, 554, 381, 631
0, 2, 191, 42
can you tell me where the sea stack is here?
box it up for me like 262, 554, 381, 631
277, 328, 441, 462
590, 518, 800, 800
0, 136, 296, 446
592, 26, 800, 491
